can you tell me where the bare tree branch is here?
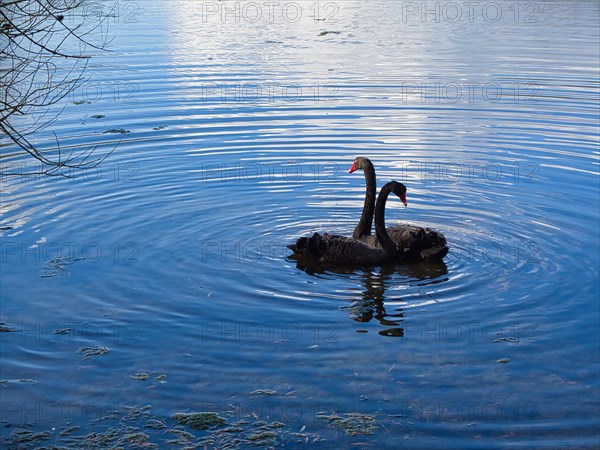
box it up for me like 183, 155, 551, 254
1, 0, 114, 177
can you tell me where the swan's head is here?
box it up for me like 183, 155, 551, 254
389, 181, 408, 207
348, 156, 372, 173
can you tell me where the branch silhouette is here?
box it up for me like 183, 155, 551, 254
1, 0, 116, 177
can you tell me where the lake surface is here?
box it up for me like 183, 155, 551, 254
1, 1, 599, 448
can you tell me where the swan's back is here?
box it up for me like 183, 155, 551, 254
288, 232, 389, 266
359, 224, 448, 262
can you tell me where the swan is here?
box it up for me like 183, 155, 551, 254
349, 157, 448, 262
288, 181, 406, 266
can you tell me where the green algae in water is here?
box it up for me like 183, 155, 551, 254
250, 389, 277, 396
0, 379, 39, 387
164, 427, 198, 446
77, 346, 109, 358
125, 432, 150, 445
59, 425, 80, 436
172, 412, 227, 430
0, 323, 18, 332
494, 337, 520, 343
60, 426, 155, 449
214, 425, 246, 434
130, 373, 149, 381
53, 327, 72, 334
103, 128, 130, 134
41, 255, 74, 277
144, 419, 166, 429
1, 402, 337, 448
166, 428, 195, 440
317, 412, 378, 436
247, 430, 277, 445
124, 405, 152, 421
11, 429, 52, 444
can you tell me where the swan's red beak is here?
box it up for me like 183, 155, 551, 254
400, 193, 407, 207
348, 161, 358, 173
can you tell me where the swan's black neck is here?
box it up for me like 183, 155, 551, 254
352, 160, 376, 240
375, 183, 398, 254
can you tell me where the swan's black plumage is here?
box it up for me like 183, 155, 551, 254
288, 232, 389, 266
349, 157, 448, 262
288, 182, 405, 265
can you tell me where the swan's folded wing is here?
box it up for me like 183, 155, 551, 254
288, 232, 337, 253
289, 233, 387, 266
387, 225, 448, 262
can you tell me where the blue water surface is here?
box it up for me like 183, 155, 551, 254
1, 1, 599, 448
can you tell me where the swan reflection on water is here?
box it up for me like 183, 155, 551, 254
287, 157, 450, 336
288, 256, 449, 337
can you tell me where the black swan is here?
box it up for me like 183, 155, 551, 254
288, 181, 407, 266
348, 157, 448, 262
